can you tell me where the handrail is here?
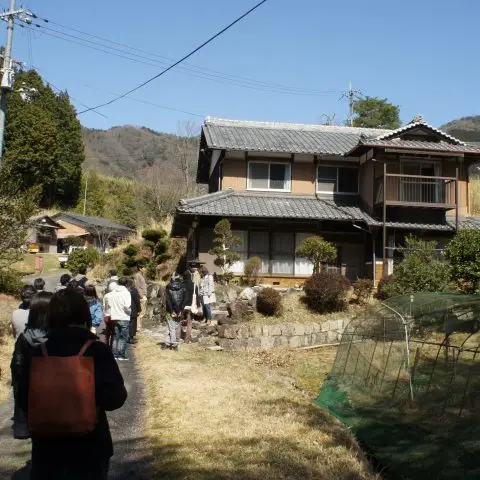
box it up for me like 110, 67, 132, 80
385, 173, 456, 181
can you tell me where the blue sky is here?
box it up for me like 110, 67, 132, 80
5, 0, 480, 133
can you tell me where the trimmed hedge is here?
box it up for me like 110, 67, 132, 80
257, 287, 282, 316
304, 272, 350, 313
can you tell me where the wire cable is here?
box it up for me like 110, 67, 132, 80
21, 22, 337, 97
32, 66, 109, 119
77, 0, 269, 114
34, 14, 338, 96
19, 20, 340, 98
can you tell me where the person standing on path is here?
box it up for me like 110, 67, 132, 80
134, 263, 147, 331
11, 291, 52, 440
85, 285, 103, 334
11, 285, 36, 339
104, 278, 131, 360
126, 278, 141, 344
55, 273, 71, 293
164, 274, 186, 350
14, 288, 127, 479
199, 266, 215, 326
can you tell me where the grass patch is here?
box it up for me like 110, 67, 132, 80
249, 291, 367, 325
0, 295, 17, 404
137, 337, 377, 479
12, 253, 64, 276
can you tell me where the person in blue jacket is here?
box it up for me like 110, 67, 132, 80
84, 285, 103, 331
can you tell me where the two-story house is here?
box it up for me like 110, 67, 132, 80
172, 116, 480, 287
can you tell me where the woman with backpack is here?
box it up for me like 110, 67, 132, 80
14, 288, 127, 479
11, 291, 52, 439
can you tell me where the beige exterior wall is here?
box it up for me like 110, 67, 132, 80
221, 157, 247, 191
56, 219, 88, 238
291, 162, 315, 194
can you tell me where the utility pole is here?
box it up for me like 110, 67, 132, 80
0, 1, 35, 165
83, 172, 89, 215
340, 81, 362, 126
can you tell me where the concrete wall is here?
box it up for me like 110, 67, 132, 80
217, 319, 346, 350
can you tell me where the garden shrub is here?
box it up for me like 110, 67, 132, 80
295, 235, 337, 274
354, 278, 374, 305
445, 230, 480, 293
244, 256, 262, 286
303, 272, 350, 313
142, 228, 167, 244
0, 269, 23, 296
376, 274, 393, 300
382, 236, 451, 298
257, 287, 282, 316
65, 248, 100, 275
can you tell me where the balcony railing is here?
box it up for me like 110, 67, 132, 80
375, 173, 457, 208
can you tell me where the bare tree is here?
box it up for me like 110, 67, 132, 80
176, 120, 200, 196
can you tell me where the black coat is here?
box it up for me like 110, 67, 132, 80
165, 280, 186, 315
14, 327, 127, 465
130, 287, 142, 319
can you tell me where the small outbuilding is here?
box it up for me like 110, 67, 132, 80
27, 215, 64, 253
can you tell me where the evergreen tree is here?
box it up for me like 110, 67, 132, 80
352, 97, 401, 129
3, 70, 85, 208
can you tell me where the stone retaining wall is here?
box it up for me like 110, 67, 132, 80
216, 319, 346, 351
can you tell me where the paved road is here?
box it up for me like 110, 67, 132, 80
0, 349, 151, 479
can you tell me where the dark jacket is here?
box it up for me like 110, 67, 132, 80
11, 328, 49, 439
165, 279, 186, 315
15, 327, 127, 465
130, 287, 142, 319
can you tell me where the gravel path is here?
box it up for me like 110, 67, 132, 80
0, 348, 151, 479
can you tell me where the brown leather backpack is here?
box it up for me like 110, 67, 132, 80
28, 339, 97, 435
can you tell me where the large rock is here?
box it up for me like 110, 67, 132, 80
239, 287, 256, 301
217, 324, 238, 339
227, 300, 255, 321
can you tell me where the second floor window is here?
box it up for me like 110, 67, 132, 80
248, 162, 291, 191
317, 166, 358, 194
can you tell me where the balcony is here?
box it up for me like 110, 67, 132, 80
374, 173, 458, 209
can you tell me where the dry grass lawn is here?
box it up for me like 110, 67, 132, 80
250, 291, 367, 325
137, 337, 378, 480
0, 295, 17, 403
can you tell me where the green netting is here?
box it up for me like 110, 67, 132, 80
315, 293, 480, 479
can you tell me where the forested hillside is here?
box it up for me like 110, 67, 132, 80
441, 116, 480, 142
83, 123, 199, 182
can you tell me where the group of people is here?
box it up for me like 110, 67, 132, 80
10, 282, 127, 479
164, 263, 216, 350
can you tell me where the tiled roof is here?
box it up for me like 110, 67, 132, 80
372, 121, 466, 145
178, 189, 377, 224
177, 189, 480, 233
357, 138, 480, 154
53, 213, 134, 232
202, 117, 391, 155
384, 221, 454, 231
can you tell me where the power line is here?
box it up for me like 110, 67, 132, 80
77, 0, 270, 114
18, 21, 337, 98
34, 15, 338, 96
82, 84, 205, 118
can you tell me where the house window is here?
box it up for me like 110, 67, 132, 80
248, 162, 291, 191
317, 166, 358, 194
249, 231, 269, 273
295, 233, 315, 275
231, 230, 248, 273
272, 232, 294, 274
